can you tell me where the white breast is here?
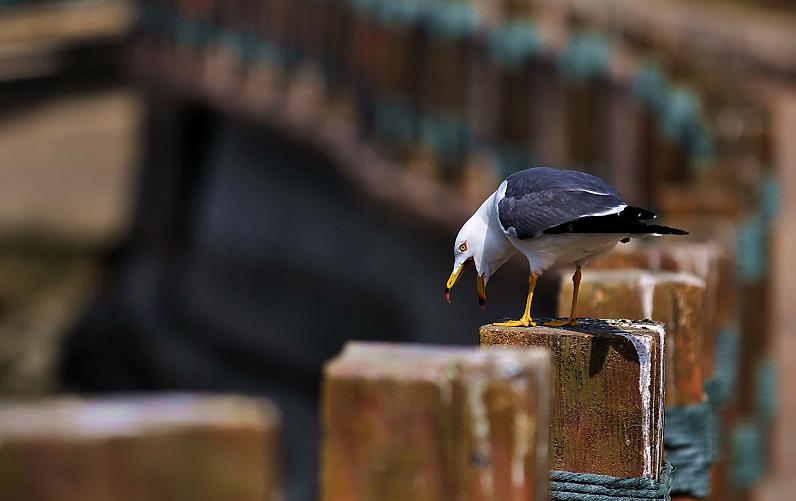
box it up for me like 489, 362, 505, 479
509, 233, 626, 274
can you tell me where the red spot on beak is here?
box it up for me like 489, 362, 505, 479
444, 288, 451, 303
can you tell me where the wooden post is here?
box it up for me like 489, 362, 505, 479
321, 342, 550, 501
0, 395, 282, 501
558, 270, 708, 499
559, 269, 705, 407
589, 242, 722, 377
481, 319, 666, 479
419, 3, 475, 180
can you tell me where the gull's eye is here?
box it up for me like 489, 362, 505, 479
459, 242, 468, 253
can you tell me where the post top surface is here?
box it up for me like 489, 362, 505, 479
480, 318, 665, 339
0, 394, 280, 440
325, 341, 550, 380
578, 269, 707, 289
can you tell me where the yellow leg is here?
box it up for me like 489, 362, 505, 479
494, 273, 538, 327
545, 265, 581, 327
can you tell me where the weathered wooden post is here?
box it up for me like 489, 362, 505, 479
481, 320, 670, 500
558, 269, 711, 499
590, 243, 724, 377
417, 0, 480, 181
559, 13, 614, 179
0, 394, 282, 501
588, 242, 740, 499
321, 342, 550, 501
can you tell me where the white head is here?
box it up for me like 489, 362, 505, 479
445, 192, 516, 307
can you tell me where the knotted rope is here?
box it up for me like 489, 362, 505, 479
664, 404, 713, 498
551, 463, 672, 501
487, 20, 542, 68
731, 421, 765, 491
658, 87, 713, 164
704, 327, 740, 408
423, 1, 480, 40
558, 33, 613, 85
631, 60, 713, 166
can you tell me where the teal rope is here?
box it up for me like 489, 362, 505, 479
420, 113, 471, 163
374, 0, 423, 26
632, 61, 668, 113
736, 213, 766, 284
727, 359, 776, 492
373, 99, 417, 143
702, 326, 740, 495
659, 87, 713, 163
760, 174, 780, 228
349, 0, 379, 13
704, 327, 740, 407
631, 63, 713, 165
664, 404, 713, 498
731, 422, 765, 491
423, 1, 480, 40
558, 33, 613, 85
551, 463, 672, 500
487, 20, 542, 68
756, 358, 776, 421
218, 29, 247, 62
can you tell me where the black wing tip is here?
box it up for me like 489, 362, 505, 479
624, 206, 658, 221
647, 225, 689, 235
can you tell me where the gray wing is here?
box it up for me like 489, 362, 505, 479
497, 167, 627, 239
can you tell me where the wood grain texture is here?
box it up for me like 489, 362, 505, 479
0, 395, 282, 501
480, 319, 665, 479
560, 269, 705, 407
321, 342, 550, 501
589, 241, 722, 376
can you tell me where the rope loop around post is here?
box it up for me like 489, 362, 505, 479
664, 403, 713, 498
551, 462, 672, 501
557, 32, 613, 85
487, 20, 542, 68
704, 326, 740, 408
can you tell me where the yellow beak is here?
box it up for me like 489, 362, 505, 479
444, 264, 465, 303
477, 274, 486, 309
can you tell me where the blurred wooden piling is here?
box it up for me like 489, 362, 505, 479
588, 244, 741, 500
590, 241, 724, 373
0, 394, 282, 501
559, 270, 709, 500
480, 319, 666, 479
559, 269, 705, 408
320, 342, 550, 501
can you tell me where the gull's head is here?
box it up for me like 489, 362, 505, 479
445, 214, 488, 308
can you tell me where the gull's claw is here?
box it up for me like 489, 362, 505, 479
493, 318, 536, 327
543, 318, 577, 327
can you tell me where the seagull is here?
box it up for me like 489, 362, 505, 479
444, 167, 688, 327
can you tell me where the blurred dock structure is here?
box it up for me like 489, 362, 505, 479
125, 0, 792, 499
0, 0, 133, 81
0, 0, 138, 397
128, 2, 793, 494
321, 342, 551, 500
0, 0, 793, 500
0, 394, 282, 501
